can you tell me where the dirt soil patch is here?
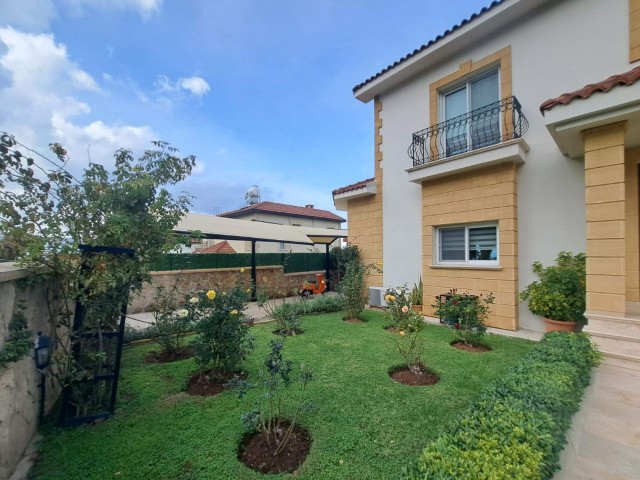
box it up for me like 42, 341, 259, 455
389, 365, 440, 386
145, 347, 193, 364
451, 341, 492, 353
186, 369, 245, 397
344, 318, 364, 324
272, 328, 303, 336
238, 420, 311, 474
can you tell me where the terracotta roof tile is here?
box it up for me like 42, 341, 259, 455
332, 177, 375, 196
540, 66, 640, 112
353, 0, 507, 94
195, 241, 236, 254
219, 201, 345, 223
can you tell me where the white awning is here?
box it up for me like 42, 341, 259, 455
174, 213, 347, 245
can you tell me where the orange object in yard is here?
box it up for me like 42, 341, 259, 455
299, 273, 327, 298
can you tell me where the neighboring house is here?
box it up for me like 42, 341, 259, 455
195, 240, 237, 254
218, 201, 345, 253
333, 0, 640, 364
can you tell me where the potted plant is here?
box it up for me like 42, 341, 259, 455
519, 251, 586, 332
409, 278, 423, 313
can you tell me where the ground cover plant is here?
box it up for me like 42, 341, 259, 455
405, 332, 600, 480
34, 311, 535, 480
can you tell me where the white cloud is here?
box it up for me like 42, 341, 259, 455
62, 0, 163, 20
0, 27, 156, 171
155, 74, 210, 97
178, 76, 210, 97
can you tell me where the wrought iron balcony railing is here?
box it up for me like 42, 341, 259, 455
407, 96, 529, 167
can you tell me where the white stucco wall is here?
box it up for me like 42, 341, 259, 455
375, 0, 629, 331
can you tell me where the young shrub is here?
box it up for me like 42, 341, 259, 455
257, 289, 302, 336
395, 329, 426, 376
520, 251, 586, 323
190, 280, 254, 379
384, 284, 423, 332
149, 283, 194, 358
432, 290, 494, 347
234, 339, 314, 457
338, 257, 381, 321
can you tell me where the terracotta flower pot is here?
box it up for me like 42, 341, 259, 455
544, 317, 577, 333
412, 305, 422, 314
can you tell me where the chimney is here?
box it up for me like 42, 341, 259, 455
305, 204, 314, 209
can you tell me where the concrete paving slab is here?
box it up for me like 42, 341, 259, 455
555, 363, 640, 479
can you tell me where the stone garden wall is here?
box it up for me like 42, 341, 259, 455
0, 264, 60, 480
129, 266, 325, 313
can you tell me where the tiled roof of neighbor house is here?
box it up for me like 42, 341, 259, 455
353, 0, 507, 93
219, 201, 345, 223
540, 66, 640, 112
195, 241, 236, 254
332, 177, 375, 196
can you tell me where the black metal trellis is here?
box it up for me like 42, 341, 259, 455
59, 244, 135, 427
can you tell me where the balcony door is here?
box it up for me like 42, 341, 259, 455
444, 70, 500, 157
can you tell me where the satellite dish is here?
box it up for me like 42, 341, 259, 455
245, 185, 261, 205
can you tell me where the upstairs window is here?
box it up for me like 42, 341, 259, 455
443, 70, 500, 156
437, 223, 498, 265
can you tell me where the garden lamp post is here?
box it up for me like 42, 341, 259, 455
34, 331, 51, 422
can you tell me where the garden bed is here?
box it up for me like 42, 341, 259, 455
34, 311, 535, 479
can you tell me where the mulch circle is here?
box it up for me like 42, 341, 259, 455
344, 318, 364, 324
238, 420, 312, 474
145, 347, 193, 364
389, 364, 440, 386
272, 328, 304, 336
450, 341, 492, 353
186, 369, 245, 397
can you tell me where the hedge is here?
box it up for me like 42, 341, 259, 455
404, 332, 601, 480
271, 294, 346, 319
150, 252, 333, 274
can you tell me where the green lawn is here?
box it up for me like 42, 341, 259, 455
34, 311, 535, 480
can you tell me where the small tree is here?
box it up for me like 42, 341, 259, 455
395, 329, 426, 375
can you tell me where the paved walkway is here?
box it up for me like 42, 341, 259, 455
554, 362, 640, 479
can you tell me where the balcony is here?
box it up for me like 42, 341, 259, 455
408, 96, 529, 167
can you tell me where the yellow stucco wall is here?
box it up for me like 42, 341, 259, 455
625, 148, 640, 303
346, 97, 383, 288
583, 122, 627, 315
421, 163, 519, 330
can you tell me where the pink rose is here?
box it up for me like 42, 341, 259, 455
401, 306, 409, 314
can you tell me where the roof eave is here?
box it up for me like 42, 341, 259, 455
353, 0, 550, 103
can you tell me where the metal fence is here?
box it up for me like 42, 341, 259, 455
151, 252, 331, 274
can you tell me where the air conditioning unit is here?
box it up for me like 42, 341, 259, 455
369, 287, 387, 307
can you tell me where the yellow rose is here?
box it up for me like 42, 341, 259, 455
231, 309, 238, 315
399, 330, 405, 336
222, 292, 227, 296
388, 295, 396, 302
246, 288, 252, 293
206, 290, 216, 300
240, 267, 245, 273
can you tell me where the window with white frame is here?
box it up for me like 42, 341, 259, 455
436, 223, 498, 265
442, 69, 500, 156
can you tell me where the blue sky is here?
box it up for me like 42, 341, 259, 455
0, 0, 490, 216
